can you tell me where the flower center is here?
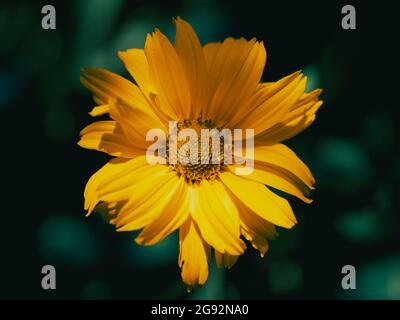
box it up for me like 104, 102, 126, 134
167, 118, 226, 184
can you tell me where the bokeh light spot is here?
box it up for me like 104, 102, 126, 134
336, 209, 381, 243
38, 214, 100, 267
316, 138, 372, 193
338, 256, 400, 299
268, 259, 303, 294
303, 64, 321, 92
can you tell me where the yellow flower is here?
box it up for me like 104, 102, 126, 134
78, 17, 323, 290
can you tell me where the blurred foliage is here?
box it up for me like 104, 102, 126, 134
315, 138, 373, 193
336, 209, 382, 243
338, 257, 400, 300
268, 259, 303, 294
38, 214, 101, 267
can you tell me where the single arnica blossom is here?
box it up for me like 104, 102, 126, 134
78, 17, 323, 290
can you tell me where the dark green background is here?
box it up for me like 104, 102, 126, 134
1, 0, 399, 299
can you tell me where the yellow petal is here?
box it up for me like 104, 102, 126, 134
203, 42, 221, 69
188, 180, 246, 255
118, 49, 171, 124
254, 144, 315, 188
114, 170, 183, 231
225, 82, 267, 128
214, 251, 238, 269
227, 193, 277, 257
235, 71, 306, 134
108, 98, 165, 149
83, 157, 136, 215
179, 218, 210, 289
134, 178, 190, 245
92, 201, 118, 219
234, 143, 315, 189
88, 104, 110, 117
201, 37, 266, 126
81, 67, 144, 106
227, 164, 312, 203
118, 49, 156, 95
145, 30, 191, 120
220, 171, 297, 228
78, 120, 144, 158
174, 17, 207, 119
80, 67, 165, 144
231, 69, 322, 144
96, 156, 167, 203
256, 97, 323, 144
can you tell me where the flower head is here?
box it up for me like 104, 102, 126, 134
78, 17, 323, 290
